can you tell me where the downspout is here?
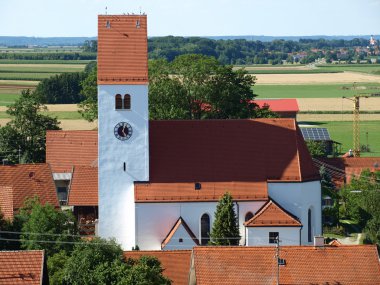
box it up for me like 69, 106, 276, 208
299, 225, 303, 246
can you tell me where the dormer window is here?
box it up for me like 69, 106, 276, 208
106, 20, 111, 29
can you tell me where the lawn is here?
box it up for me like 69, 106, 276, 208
299, 121, 380, 157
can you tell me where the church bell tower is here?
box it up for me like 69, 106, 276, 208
97, 15, 149, 249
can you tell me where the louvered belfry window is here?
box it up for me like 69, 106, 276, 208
124, 94, 131, 110
115, 94, 122, 109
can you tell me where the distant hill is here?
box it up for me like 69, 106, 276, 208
0, 36, 97, 47
0, 35, 379, 46
207, 35, 380, 42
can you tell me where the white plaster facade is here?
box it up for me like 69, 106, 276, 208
246, 227, 301, 246
98, 84, 149, 250
162, 221, 199, 251
268, 181, 322, 244
136, 201, 266, 250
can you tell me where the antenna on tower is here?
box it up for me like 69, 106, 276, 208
105, 6, 108, 15
139, 6, 142, 15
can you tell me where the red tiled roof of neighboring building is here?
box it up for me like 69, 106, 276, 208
255, 99, 299, 113
0, 250, 46, 285
98, 15, 148, 85
68, 166, 98, 206
124, 250, 191, 285
135, 181, 268, 202
244, 199, 301, 227
149, 119, 320, 183
162, 217, 199, 249
0, 164, 58, 219
46, 130, 98, 173
0, 186, 13, 220
192, 245, 380, 285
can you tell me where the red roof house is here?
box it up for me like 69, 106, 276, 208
255, 99, 299, 118
0, 164, 58, 219
0, 250, 48, 285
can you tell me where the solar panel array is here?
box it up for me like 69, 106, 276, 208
300, 128, 331, 141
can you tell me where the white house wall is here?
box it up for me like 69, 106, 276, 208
135, 201, 266, 250
246, 227, 300, 246
98, 84, 149, 250
267, 181, 322, 244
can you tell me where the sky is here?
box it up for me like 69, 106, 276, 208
1, 0, 380, 37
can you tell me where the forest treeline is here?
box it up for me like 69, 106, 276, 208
1, 37, 378, 64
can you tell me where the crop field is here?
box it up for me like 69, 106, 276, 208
316, 64, 380, 75
0, 59, 91, 64
254, 83, 380, 98
0, 63, 86, 73
299, 121, 380, 157
0, 72, 60, 80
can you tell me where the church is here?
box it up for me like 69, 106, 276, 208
95, 14, 321, 250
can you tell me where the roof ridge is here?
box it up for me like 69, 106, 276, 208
161, 217, 199, 249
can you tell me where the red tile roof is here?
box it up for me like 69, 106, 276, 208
162, 217, 199, 249
123, 250, 191, 285
0, 250, 46, 285
149, 119, 319, 183
68, 166, 98, 206
46, 130, 98, 173
255, 99, 299, 113
244, 200, 301, 227
135, 181, 267, 202
0, 164, 58, 219
192, 245, 380, 285
98, 15, 148, 85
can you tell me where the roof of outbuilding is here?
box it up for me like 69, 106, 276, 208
68, 166, 98, 206
123, 250, 192, 285
0, 250, 46, 285
46, 130, 98, 173
255, 99, 299, 113
149, 119, 319, 183
98, 15, 148, 85
192, 245, 380, 285
0, 164, 58, 219
244, 199, 301, 227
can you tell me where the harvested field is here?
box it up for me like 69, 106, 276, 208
297, 98, 380, 111
0, 104, 78, 112
297, 114, 380, 121
255, 72, 380, 85
0, 118, 96, 130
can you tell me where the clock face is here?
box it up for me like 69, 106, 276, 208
114, 122, 133, 141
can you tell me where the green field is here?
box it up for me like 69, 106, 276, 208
0, 94, 20, 106
0, 65, 86, 73
246, 69, 342, 74
0, 59, 91, 64
0, 111, 82, 119
316, 64, 380, 75
254, 83, 380, 98
0, 72, 60, 80
300, 121, 380, 157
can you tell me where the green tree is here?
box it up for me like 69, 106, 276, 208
210, 192, 240, 245
34, 72, 86, 104
47, 250, 70, 285
19, 197, 79, 256
62, 238, 171, 285
0, 90, 60, 163
305, 140, 327, 158
78, 66, 98, 122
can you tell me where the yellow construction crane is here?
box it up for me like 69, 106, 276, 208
343, 83, 380, 157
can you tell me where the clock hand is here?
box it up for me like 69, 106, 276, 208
122, 124, 127, 136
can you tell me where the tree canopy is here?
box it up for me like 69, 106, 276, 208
210, 192, 240, 245
0, 89, 60, 163
78, 66, 98, 122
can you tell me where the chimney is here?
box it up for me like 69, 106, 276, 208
314, 236, 325, 247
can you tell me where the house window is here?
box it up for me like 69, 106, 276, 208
115, 94, 122, 109
124, 94, 131, 110
269, 232, 279, 244
57, 187, 68, 205
245, 212, 254, 222
308, 208, 312, 242
200, 213, 210, 245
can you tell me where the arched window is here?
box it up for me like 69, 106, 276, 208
124, 94, 131, 110
200, 213, 210, 245
245, 212, 254, 222
308, 208, 312, 242
115, 94, 122, 109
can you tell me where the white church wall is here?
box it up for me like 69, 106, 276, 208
98, 84, 149, 250
162, 223, 198, 251
267, 181, 322, 245
135, 200, 265, 250
246, 227, 300, 246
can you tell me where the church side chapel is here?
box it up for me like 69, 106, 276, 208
95, 14, 321, 250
